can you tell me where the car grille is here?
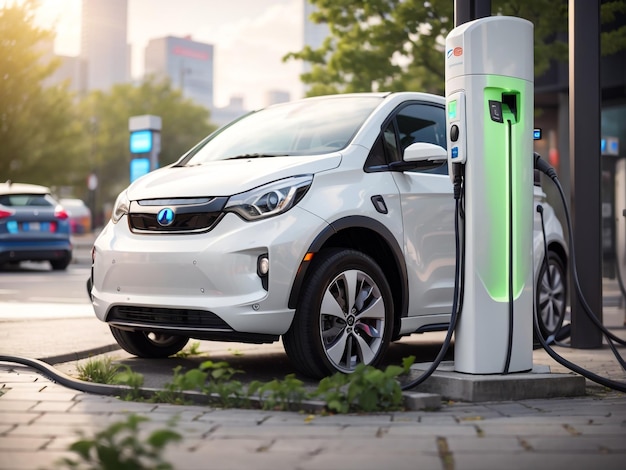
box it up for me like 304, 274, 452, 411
107, 306, 232, 330
128, 197, 229, 234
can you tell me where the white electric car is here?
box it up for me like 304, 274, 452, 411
88, 92, 567, 379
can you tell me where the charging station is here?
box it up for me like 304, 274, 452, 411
445, 16, 534, 374
129, 115, 162, 183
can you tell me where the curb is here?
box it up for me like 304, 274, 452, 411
0, 355, 442, 413
39, 343, 122, 365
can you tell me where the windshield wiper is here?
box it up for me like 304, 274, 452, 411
226, 153, 287, 160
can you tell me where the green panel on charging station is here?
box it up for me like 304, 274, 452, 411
481, 77, 531, 302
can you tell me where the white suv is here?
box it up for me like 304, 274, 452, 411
89, 92, 567, 379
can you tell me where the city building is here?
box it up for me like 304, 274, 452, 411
265, 90, 291, 106
80, 0, 130, 92
39, 38, 84, 95
302, 1, 329, 96
144, 35, 214, 111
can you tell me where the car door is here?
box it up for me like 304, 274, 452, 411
386, 102, 456, 320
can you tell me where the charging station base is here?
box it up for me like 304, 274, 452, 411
408, 362, 586, 403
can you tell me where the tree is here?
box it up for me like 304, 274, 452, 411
0, 0, 84, 188
286, 0, 623, 97
77, 77, 217, 221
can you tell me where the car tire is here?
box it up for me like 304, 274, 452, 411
50, 253, 72, 271
283, 248, 394, 379
535, 251, 567, 340
110, 326, 189, 358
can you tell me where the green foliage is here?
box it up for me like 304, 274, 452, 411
72, 355, 415, 413
249, 374, 310, 411
288, 0, 624, 97
111, 366, 146, 401
56, 414, 181, 470
174, 341, 203, 358
315, 357, 414, 413
200, 360, 247, 407
151, 365, 207, 405
76, 357, 123, 384
601, 1, 626, 56
0, 1, 218, 218
78, 78, 217, 220
0, 0, 85, 188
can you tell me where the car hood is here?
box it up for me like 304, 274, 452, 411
126, 154, 341, 199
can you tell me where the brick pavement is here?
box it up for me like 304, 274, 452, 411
0, 279, 624, 469
2, 327, 626, 470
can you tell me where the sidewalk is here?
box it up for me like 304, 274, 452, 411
0, 280, 625, 469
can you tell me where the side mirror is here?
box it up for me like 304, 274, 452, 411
403, 142, 448, 163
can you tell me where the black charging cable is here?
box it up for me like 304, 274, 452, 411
533, 152, 626, 392
536, 204, 571, 348
400, 164, 466, 390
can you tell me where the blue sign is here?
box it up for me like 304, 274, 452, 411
130, 158, 150, 182
533, 128, 542, 140
130, 130, 153, 153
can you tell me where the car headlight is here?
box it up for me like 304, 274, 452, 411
224, 175, 313, 221
111, 190, 130, 223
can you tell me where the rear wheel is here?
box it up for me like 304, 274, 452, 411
50, 252, 72, 271
110, 326, 189, 358
283, 249, 394, 379
535, 251, 567, 340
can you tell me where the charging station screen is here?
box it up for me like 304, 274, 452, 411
130, 158, 150, 182
130, 130, 153, 153
448, 100, 457, 119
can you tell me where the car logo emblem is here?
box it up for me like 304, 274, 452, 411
157, 208, 175, 226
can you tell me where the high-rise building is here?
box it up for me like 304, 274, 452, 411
302, 1, 329, 94
80, 0, 130, 92
265, 90, 290, 106
144, 36, 214, 111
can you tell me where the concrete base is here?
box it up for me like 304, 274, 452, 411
408, 361, 586, 402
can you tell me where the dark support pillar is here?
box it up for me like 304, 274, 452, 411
569, 0, 603, 348
454, 0, 491, 25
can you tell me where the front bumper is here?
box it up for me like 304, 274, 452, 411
90, 208, 327, 337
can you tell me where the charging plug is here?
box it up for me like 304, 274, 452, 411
452, 163, 464, 200
533, 152, 557, 180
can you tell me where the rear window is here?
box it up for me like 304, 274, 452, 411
0, 194, 55, 207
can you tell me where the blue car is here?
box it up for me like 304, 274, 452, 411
0, 182, 73, 270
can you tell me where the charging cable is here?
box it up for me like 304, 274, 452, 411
533, 152, 626, 392
400, 164, 466, 390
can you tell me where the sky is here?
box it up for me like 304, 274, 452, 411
30, 0, 306, 109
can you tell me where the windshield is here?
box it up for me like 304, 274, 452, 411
181, 95, 384, 165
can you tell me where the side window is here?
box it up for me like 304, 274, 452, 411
383, 122, 400, 162
395, 103, 447, 152
364, 101, 448, 173
396, 103, 448, 175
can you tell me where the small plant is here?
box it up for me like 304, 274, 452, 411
111, 365, 145, 401
151, 365, 208, 405
249, 374, 310, 411
76, 356, 122, 384
315, 356, 415, 413
56, 414, 181, 470
200, 360, 246, 407
174, 341, 202, 358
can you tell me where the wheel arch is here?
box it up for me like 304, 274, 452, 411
287, 215, 408, 337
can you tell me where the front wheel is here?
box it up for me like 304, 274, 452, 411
283, 249, 394, 379
110, 326, 189, 358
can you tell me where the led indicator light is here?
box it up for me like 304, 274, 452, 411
448, 100, 457, 119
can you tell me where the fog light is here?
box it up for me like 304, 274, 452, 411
257, 254, 269, 290
258, 255, 269, 275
